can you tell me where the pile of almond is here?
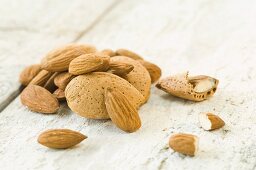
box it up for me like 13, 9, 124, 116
19, 44, 161, 134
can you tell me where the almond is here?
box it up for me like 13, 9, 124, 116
199, 113, 225, 131
19, 64, 41, 86
101, 49, 116, 57
29, 70, 54, 86
116, 49, 144, 60
107, 61, 134, 76
104, 87, 141, 133
138, 60, 161, 83
54, 72, 75, 90
38, 129, 87, 149
20, 85, 59, 114
53, 88, 66, 101
41, 44, 97, 72
169, 133, 199, 156
44, 72, 59, 93
69, 53, 110, 75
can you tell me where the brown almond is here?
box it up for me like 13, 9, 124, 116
101, 49, 116, 57
29, 70, 54, 86
104, 88, 141, 133
38, 129, 87, 149
41, 44, 97, 72
138, 60, 161, 83
169, 133, 199, 156
69, 53, 110, 75
199, 113, 225, 131
107, 61, 134, 76
44, 72, 59, 93
54, 72, 75, 90
19, 64, 41, 86
20, 85, 59, 114
53, 88, 66, 101
116, 49, 144, 60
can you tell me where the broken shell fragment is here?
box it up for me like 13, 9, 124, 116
156, 72, 218, 101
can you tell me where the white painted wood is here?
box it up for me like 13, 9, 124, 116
1, 0, 256, 169
0, 0, 118, 110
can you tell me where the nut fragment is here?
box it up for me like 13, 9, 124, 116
20, 85, 59, 114
54, 72, 75, 90
19, 64, 41, 86
29, 70, 54, 87
41, 44, 97, 72
53, 88, 66, 101
199, 113, 225, 131
107, 61, 134, 76
138, 60, 161, 83
101, 49, 116, 57
116, 49, 144, 60
104, 88, 141, 133
38, 129, 87, 149
156, 72, 219, 101
169, 133, 199, 156
69, 53, 110, 75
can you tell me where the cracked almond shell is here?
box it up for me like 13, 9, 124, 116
156, 72, 219, 101
65, 72, 144, 119
110, 56, 151, 103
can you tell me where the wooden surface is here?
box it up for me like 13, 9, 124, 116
1, 0, 256, 169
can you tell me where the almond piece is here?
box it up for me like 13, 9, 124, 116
29, 70, 54, 86
44, 72, 59, 93
41, 44, 97, 72
101, 49, 116, 57
20, 85, 59, 114
116, 49, 144, 60
54, 72, 75, 90
104, 88, 141, 133
199, 113, 225, 131
19, 64, 41, 86
38, 129, 87, 149
138, 60, 161, 83
107, 61, 134, 76
169, 133, 199, 156
69, 53, 110, 75
53, 88, 66, 101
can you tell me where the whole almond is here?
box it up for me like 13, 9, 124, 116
69, 53, 110, 75
54, 72, 75, 90
104, 87, 141, 133
29, 70, 54, 86
169, 133, 199, 156
199, 113, 225, 131
101, 49, 116, 57
53, 88, 66, 101
44, 72, 59, 92
108, 61, 134, 76
138, 60, 161, 83
20, 85, 59, 114
116, 49, 144, 60
38, 129, 87, 149
19, 64, 41, 86
41, 44, 97, 72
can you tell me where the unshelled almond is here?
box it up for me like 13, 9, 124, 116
20, 85, 59, 114
54, 72, 75, 90
199, 113, 225, 131
38, 129, 87, 149
104, 88, 141, 133
19, 64, 41, 86
29, 70, 53, 86
138, 60, 161, 83
116, 49, 144, 60
41, 44, 97, 72
108, 61, 134, 76
69, 53, 110, 75
169, 133, 199, 156
101, 49, 116, 57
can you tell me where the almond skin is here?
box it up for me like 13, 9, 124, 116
104, 87, 141, 133
53, 88, 66, 101
54, 72, 75, 90
29, 70, 54, 86
199, 113, 225, 131
41, 44, 97, 72
20, 85, 59, 114
38, 129, 87, 149
116, 49, 144, 60
169, 133, 199, 156
19, 64, 41, 86
101, 49, 116, 57
69, 53, 110, 75
138, 60, 161, 83
108, 61, 134, 76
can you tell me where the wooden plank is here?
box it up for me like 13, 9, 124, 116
1, 0, 256, 169
0, 0, 118, 111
